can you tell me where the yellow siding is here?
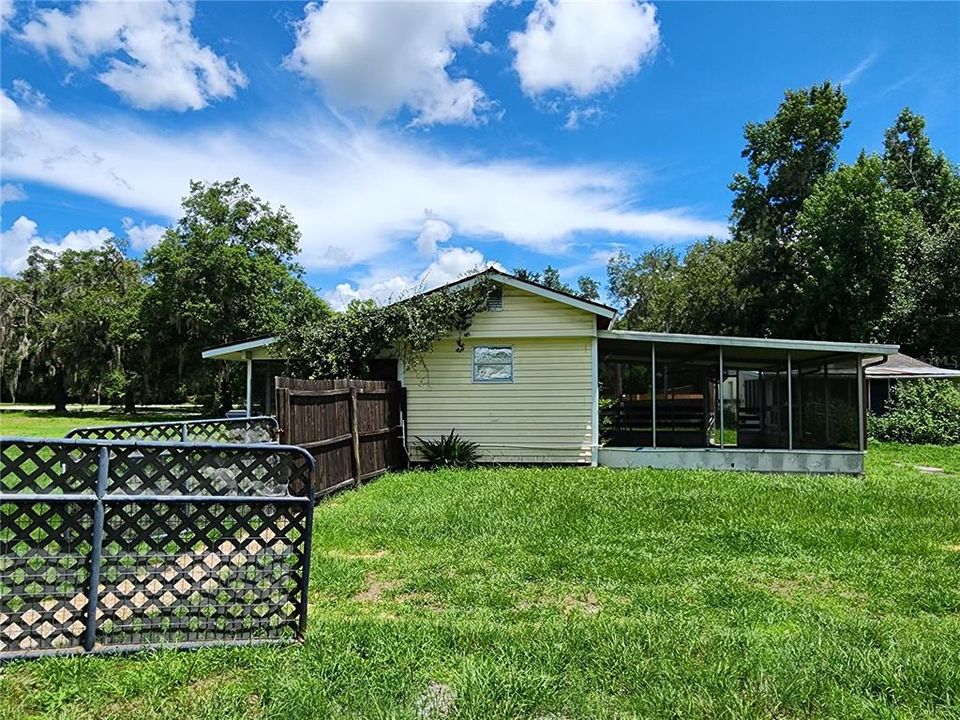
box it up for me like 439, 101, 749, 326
465, 285, 595, 337
404, 281, 597, 464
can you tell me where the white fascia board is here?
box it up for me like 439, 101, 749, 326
489, 273, 617, 319
201, 337, 279, 359
598, 329, 899, 356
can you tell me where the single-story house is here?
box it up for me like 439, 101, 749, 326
203, 269, 899, 474
864, 352, 960, 412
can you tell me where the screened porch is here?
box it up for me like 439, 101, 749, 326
596, 331, 898, 474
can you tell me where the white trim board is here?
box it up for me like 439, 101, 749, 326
598, 330, 898, 356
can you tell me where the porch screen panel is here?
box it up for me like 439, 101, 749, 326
600, 358, 653, 447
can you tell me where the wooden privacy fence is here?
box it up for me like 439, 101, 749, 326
275, 378, 406, 496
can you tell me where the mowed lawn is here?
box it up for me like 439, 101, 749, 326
0, 408, 200, 438
1, 424, 959, 718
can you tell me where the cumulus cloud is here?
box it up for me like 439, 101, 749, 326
285, 0, 494, 126
1, 215, 113, 275
1, 182, 26, 204
510, 0, 660, 97
326, 245, 501, 310
1, 91, 725, 275
122, 217, 166, 250
18, 0, 246, 111
415, 218, 454, 257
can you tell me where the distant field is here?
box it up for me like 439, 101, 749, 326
1, 441, 958, 719
0, 407, 202, 438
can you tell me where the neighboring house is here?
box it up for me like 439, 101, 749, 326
203, 268, 898, 474
864, 352, 960, 412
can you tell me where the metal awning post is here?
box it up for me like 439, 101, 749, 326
787, 351, 794, 451
245, 352, 253, 418
719, 346, 725, 449
651, 343, 657, 448
857, 354, 865, 451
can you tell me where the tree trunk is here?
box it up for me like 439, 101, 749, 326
218, 368, 234, 416
123, 387, 137, 414
53, 366, 68, 413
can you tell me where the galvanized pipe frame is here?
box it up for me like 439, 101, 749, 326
1, 435, 315, 662
64, 416, 280, 442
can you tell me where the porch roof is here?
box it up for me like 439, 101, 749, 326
864, 352, 960, 379
201, 336, 280, 361
598, 329, 898, 367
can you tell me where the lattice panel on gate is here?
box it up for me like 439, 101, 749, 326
1, 440, 99, 495
105, 444, 311, 497
0, 499, 95, 654
65, 417, 279, 444
97, 500, 307, 647
1, 436, 314, 660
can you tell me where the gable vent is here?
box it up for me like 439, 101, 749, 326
487, 286, 503, 311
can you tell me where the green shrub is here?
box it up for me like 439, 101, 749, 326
414, 429, 481, 468
868, 379, 960, 445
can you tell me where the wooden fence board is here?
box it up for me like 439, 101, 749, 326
275, 377, 407, 496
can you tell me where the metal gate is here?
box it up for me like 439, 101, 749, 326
0, 436, 314, 660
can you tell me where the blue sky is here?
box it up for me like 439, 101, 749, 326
1, 1, 957, 307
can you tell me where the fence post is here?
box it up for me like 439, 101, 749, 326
180, 423, 189, 442
349, 385, 362, 486
84, 445, 109, 652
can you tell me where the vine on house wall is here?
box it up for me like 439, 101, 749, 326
282, 275, 496, 379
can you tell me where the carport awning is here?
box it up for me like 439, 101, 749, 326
598, 330, 898, 367
201, 336, 281, 361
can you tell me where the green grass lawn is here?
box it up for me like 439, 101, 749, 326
0, 407, 201, 438
2, 438, 959, 719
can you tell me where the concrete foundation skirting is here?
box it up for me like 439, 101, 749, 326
598, 447, 865, 475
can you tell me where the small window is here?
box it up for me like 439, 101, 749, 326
473, 346, 513, 383
487, 286, 503, 311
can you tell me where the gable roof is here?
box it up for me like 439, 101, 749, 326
426, 267, 618, 327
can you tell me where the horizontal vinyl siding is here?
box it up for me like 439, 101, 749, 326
406, 337, 593, 464
466, 285, 595, 338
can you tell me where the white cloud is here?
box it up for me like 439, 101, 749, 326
122, 217, 166, 251
838, 51, 878, 87
415, 218, 454, 257
1, 0, 15, 32
1, 88, 23, 129
1, 182, 26, 204
1, 91, 726, 276
510, 0, 660, 98
326, 245, 501, 310
18, 0, 246, 111
1, 215, 113, 275
285, 0, 494, 126
11, 78, 47, 107
563, 106, 602, 131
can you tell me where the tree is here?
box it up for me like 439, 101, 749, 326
4, 242, 147, 411
793, 153, 912, 343
576, 275, 601, 301
142, 179, 330, 411
0, 277, 33, 404
883, 108, 960, 227
882, 109, 960, 360
729, 82, 850, 336
606, 239, 745, 335
607, 247, 682, 331
512, 264, 601, 300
